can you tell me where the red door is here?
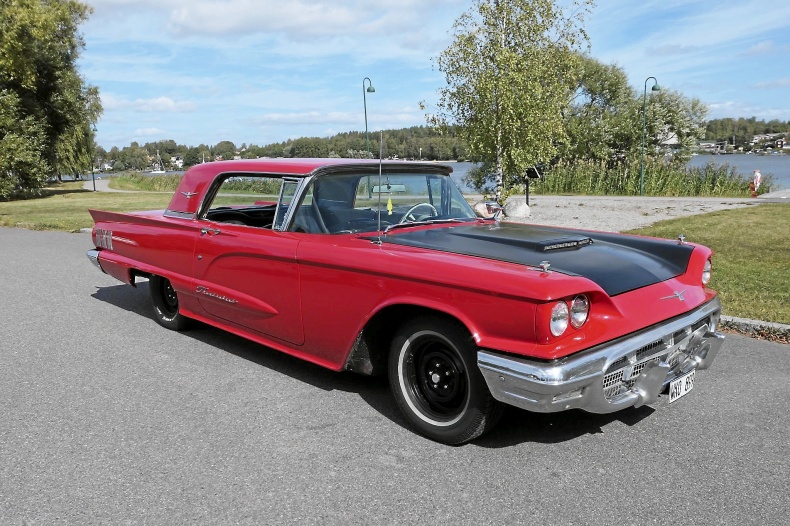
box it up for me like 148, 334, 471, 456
192, 221, 304, 345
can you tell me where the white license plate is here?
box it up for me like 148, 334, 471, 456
669, 370, 695, 403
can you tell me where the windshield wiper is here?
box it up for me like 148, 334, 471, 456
383, 218, 472, 234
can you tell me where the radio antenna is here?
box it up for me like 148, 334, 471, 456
373, 131, 384, 245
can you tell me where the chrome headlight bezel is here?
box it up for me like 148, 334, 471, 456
702, 259, 712, 285
550, 301, 570, 337
570, 295, 590, 329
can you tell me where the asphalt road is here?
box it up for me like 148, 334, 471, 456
1, 228, 788, 525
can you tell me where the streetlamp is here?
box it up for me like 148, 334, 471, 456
91, 125, 98, 192
640, 76, 661, 196
362, 77, 375, 158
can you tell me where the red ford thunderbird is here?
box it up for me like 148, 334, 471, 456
87, 158, 724, 444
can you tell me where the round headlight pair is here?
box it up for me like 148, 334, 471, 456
702, 259, 712, 285
550, 295, 590, 337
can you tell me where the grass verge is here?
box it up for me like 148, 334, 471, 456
0, 182, 171, 232
626, 203, 789, 325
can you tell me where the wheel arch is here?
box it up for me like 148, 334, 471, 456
344, 303, 475, 376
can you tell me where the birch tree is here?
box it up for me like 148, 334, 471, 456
428, 0, 594, 201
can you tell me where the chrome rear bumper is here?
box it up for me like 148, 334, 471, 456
86, 249, 104, 272
478, 298, 724, 414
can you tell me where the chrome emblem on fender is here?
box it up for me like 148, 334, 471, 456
95, 228, 113, 250
181, 191, 197, 198
661, 289, 686, 302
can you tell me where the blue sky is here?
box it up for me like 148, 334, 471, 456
80, 0, 790, 149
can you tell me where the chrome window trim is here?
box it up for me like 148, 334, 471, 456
164, 210, 196, 220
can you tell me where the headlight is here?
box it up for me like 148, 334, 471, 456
570, 295, 590, 328
550, 301, 569, 336
702, 259, 712, 285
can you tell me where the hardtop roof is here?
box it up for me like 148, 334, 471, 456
167, 157, 454, 216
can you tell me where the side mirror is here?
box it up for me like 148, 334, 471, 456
484, 201, 504, 221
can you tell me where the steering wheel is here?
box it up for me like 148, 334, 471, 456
399, 203, 438, 224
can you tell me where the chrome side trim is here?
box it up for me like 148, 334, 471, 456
164, 209, 196, 220
477, 297, 724, 414
86, 249, 104, 273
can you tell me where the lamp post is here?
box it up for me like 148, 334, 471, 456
91, 125, 97, 192
362, 77, 375, 158
640, 77, 661, 196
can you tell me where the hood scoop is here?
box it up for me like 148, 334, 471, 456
452, 230, 593, 252
535, 236, 593, 252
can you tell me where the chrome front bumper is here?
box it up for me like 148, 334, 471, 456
478, 297, 724, 414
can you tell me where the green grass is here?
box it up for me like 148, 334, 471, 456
0, 182, 171, 232
2, 181, 788, 324
111, 172, 183, 192
626, 204, 790, 324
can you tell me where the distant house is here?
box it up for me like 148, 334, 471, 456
172, 156, 184, 169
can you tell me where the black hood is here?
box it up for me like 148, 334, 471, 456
382, 222, 694, 296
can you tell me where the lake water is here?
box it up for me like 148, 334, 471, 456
687, 154, 790, 191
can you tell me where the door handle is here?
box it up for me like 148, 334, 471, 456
200, 228, 221, 236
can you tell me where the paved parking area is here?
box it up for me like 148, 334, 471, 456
1, 228, 788, 524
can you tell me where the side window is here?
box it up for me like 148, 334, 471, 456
204, 175, 282, 228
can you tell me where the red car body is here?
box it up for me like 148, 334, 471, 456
87, 158, 724, 444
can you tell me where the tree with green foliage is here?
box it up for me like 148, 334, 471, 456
0, 0, 101, 198
563, 54, 637, 164
0, 90, 49, 197
647, 89, 707, 164
427, 0, 594, 201
213, 141, 236, 161
563, 55, 706, 167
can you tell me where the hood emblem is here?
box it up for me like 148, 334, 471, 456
181, 191, 197, 198
661, 289, 686, 302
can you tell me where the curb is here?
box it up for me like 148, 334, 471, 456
720, 315, 790, 343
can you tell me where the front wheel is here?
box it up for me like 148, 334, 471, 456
388, 316, 503, 444
149, 275, 190, 330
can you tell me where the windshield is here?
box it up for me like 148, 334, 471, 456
289, 171, 476, 234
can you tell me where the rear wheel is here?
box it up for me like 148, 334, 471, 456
388, 316, 503, 444
149, 275, 190, 330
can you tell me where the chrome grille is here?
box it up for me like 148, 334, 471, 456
601, 316, 712, 402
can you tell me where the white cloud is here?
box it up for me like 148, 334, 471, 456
102, 94, 197, 113
133, 127, 167, 137
753, 78, 790, 89
745, 41, 775, 56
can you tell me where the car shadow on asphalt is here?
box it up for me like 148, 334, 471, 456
91, 282, 404, 419
92, 282, 655, 448
473, 405, 655, 448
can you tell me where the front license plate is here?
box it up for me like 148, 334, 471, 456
669, 370, 695, 403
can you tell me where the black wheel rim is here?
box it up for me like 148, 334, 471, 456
160, 280, 179, 316
404, 336, 468, 422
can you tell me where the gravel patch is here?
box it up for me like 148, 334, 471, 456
503, 195, 757, 232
